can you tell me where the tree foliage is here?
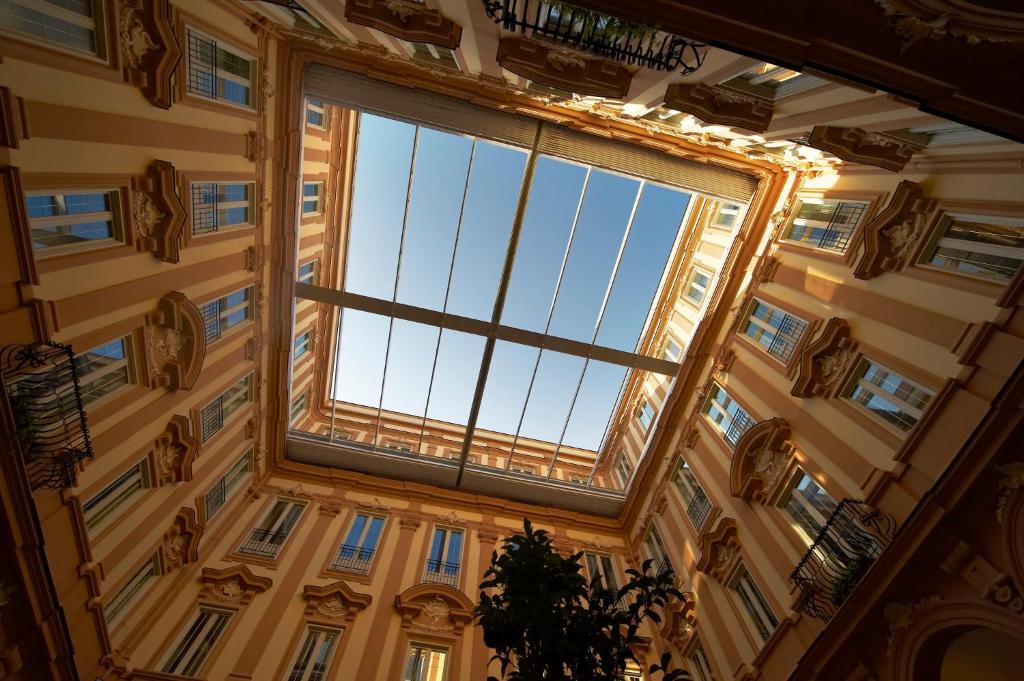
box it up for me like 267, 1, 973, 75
475, 519, 690, 681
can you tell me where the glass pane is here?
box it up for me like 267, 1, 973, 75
476, 341, 540, 435
595, 184, 689, 352
380, 319, 440, 417
501, 156, 587, 332
547, 170, 640, 343
560, 360, 627, 450
445, 141, 528, 320
425, 329, 485, 425
332, 309, 389, 407
345, 114, 417, 299
517, 350, 586, 443
395, 128, 473, 311
343, 514, 367, 546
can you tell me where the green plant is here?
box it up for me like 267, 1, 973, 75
828, 555, 872, 605
546, 1, 659, 44
475, 519, 689, 681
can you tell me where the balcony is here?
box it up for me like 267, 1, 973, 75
814, 203, 868, 254
331, 545, 376, 574
1, 342, 93, 490
423, 559, 461, 588
238, 528, 290, 558
724, 411, 756, 449
686, 488, 713, 531
790, 499, 896, 621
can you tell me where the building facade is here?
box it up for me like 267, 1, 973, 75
1, 2, 1022, 681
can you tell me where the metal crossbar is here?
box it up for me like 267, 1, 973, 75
331, 545, 376, 573
817, 202, 867, 254
239, 527, 290, 558
423, 559, 461, 587
766, 313, 807, 363
687, 487, 712, 530
724, 411, 755, 448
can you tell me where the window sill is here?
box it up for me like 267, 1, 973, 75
181, 93, 258, 119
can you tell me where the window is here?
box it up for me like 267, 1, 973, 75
615, 453, 633, 487
302, 182, 324, 216
384, 441, 414, 453
333, 513, 385, 573
290, 390, 309, 425
200, 286, 254, 342
75, 337, 135, 406
684, 267, 712, 305
306, 98, 326, 128
730, 564, 778, 643
205, 447, 253, 522
105, 553, 160, 627
674, 459, 712, 531
186, 28, 255, 108
643, 526, 672, 573
200, 375, 253, 443
622, 668, 643, 681
703, 383, 754, 448
294, 331, 312, 361
446, 451, 476, 464
424, 526, 463, 586
287, 626, 339, 681
297, 259, 318, 285
742, 299, 808, 363
82, 459, 150, 533
411, 41, 458, 69
0, 0, 102, 55
509, 462, 537, 475
690, 639, 716, 681
404, 643, 449, 681
845, 359, 933, 432
711, 202, 741, 228
721, 63, 826, 100
920, 213, 1024, 281
190, 182, 254, 235
569, 473, 588, 486
239, 497, 306, 558
662, 336, 682, 362
779, 470, 837, 546
584, 552, 618, 590
162, 608, 232, 676
783, 198, 868, 254
636, 398, 656, 431
25, 189, 121, 255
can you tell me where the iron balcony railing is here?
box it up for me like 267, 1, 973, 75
765, 314, 808, 364
239, 527, 290, 558
481, 0, 707, 75
686, 487, 713, 531
724, 411, 756, 449
1, 342, 93, 490
789, 499, 896, 621
331, 545, 376, 573
423, 559, 461, 587
816, 202, 868, 254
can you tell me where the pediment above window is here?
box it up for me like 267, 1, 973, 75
791, 318, 858, 398
144, 292, 207, 390
852, 180, 938, 280
394, 583, 474, 634
130, 160, 187, 263
303, 580, 373, 622
118, 0, 181, 109
807, 126, 925, 172
660, 591, 697, 650
344, 0, 462, 49
730, 418, 795, 503
199, 564, 272, 604
496, 36, 634, 99
695, 517, 740, 582
663, 82, 774, 133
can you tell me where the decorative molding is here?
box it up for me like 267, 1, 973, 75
752, 255, 780, 284
940, 540, 1023, 614
0, 86, 29, 148
713, 345, 736, 376
434, 510, 467, 527
477, 526, 501, 544
318, 500, 343, 517
394, 583, 474, 634
660, 592, 697, 650
143, 291, 206, 390
996, 461, 1024, 524
199, 565, 272, 604
118, 0, 180, 108
244, 244, 263, 272
791, 318, 858, 398
496, 36, 634, 99
682, 425, 700, 450
875, 1, 1024, 53
1, 166, 38, 287
131, 160, 186, 263
730, 418, 795, 503
807, 126, 925, 172
695, 517, 740, 582
150, 415, 199, 484
852, 180, 938, 279
344, 0, 462, 50
663, 82, 774, 133
162, 507, 203, 571
303, 580, 373, 622
399, 515, 422, 530
244, 130, 268, 163
356, 497, 390, 513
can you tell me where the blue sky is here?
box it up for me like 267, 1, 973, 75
332, 113, 690, 451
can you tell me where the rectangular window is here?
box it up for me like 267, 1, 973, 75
186, 28, 255, 108
721, 63, 826, 100
294, 331, 312, 361
569, 473, 588, 486
306, 98, 325, 128
780, 470, 837, 546
731, 564, 778, 643
200, 375, 252, 443
584, 552, 618, 590
75, 336, 135, 407
204, 447, 253, 522
920, 213, 1024, 281
0, 0, 101, 55
190, 182, 254, 235
25, 189, 121, 255
82, 459, 150, 533
200, 286, 254, 343
105, 553, 159, 627
690, 639, 716, 681
636, 398, 656, 431
333, 513, 385, 573
703, 383, 754, 448
742, 299, 808, 363
404, 643, 449, 681
297, 259, 318, 286
424, 526, 463, 586
662, 336, 682, 362
675, 460, 712, 531
384, 441, 414, 453
239, 497, 306, 559
684, 267, 712, 305
643, 526, 672, 573
845, 359, 933, 432
162, 608, 232, 676
288, 626, 339, 681
509, 462, 537, 475
615, 453, 633, 487
290, 390, 309, 425
711, 202, 741, 228
783, 198, 868, 254
302, 182, 324, 216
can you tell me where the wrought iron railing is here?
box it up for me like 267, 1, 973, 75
1, 342, 93, 490
686, 487, 712, 531
789, 499, 896, 621
816, 202, 867, 254
331, 545, 376, 573
423, 559, 461, 587
724, 411, 755, 449
238, 527, 290, 558
481, 0, 707, 75
765, 314, 808, 363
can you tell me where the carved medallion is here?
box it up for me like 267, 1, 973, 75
117, 0, 181, 109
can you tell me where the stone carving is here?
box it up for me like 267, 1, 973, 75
682, 425, 700, 450
117, 0, 181, 109
884, 596, 942, 658
713, 346, 736, 376
132, 190, 165, 241
753, 255, 780, 284
395, 583, 474, 634
695, 517, 740, 582
807, 126, 924, 172
434, 510, 466, 526
162, 507, 203, 571
663, 82, 774, 133
792, 318, 858, 398
315, 595, 349, 619
143, 292, 206, 390
200, 565, 272, 605
151, 415, 198, 485
130, 160, 186, 263
497, 36, 634, 99
875, 0, 1023, 52
996, 462, 1024, 524
244, 131, 267, 163
345, 0, 462, 50
853, 181, 938, 279
419, 596, 453, 632
818, 347, 854, 388
119, 4, 157, 69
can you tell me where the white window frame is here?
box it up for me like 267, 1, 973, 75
161, 607, 233, 676
204, 446, 253, 523
662, 335, 682, 362
843, 358, 933, 433
741, 298, 808, 364
778, 469, 837, 547
189, 181, 256, 236
683, 266, 713, 306
201, 285, 254, 343
730, 564, 779, 644
25, 188, 122, 256
76, 336, 136, 408
702, 382, 754, 448
918, 212, 1024, 282
287, 625, 340, 681
781, 197, 870, 254
200, 374, 253, 443
290, 390, 309, 425
104, 552, 160, 628
306, 98, 326, 129
185, 26, 256, 109
689, 639, 716, 681
711, 201, 742, 229
636, 397, 656, 431
82, 458, 151, 534
239, 497, 307, 558
642, 525, 672, 572
424, 525, 463, 581
584, 552, 619, 590
298, 259, 319, 286
615, 452, 633, 488
0, 0, 105, 57
302, 181, 325, 216
509, 461, 537, 475
404, 642, 450, 681
294, 331, 313, 362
